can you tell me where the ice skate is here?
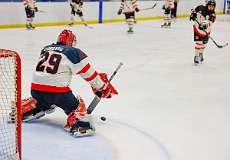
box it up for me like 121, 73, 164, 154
166, 22, 171, 28
21, 97, 55, 122
64, 109, 96, 137
68, 22, 74, 26
194, 55, 200, 65
161, 22, 171, 28
70, 121, 96, 137
199, 53, 204, 63
161, 23, 167, 28
8, 109, 17, 123
127, 28, 134, 34
26, 24, 35, 30
23, 106, 55, 122
22, 111, 45, 122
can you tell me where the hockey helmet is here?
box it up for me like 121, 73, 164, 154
57, 29, 77, 47
206, 0, 216, 8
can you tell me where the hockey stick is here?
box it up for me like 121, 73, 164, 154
208, 35, 228, 48
194, 19, 228, 48
140, 2, 157, 11
87, 62, 123, 114
37, 10, 47, 13
83, 23, 93, 29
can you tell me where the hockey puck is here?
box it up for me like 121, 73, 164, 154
100, 116, 106, 121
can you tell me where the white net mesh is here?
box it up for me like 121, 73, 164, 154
0, 50, 20, 160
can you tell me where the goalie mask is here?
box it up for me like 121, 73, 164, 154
57, 29, 77, 47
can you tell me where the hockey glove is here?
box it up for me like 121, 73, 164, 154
189, 12, 197, 21
117, 9, 122, 15
208, 14, 216, 23
199, 20, 209, 30
34, 7, 38, 12
135, 8, 140, 12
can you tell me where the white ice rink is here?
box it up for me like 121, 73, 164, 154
1, 17, 230, 160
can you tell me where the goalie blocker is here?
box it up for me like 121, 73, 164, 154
18, 29, 118, 137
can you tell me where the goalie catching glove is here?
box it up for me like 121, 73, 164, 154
92, 73, 118, 98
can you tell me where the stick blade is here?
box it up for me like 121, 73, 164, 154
218, 43, 228, 48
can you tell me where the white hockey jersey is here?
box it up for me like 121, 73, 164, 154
69, 0, 83, 12
119, 0, 138, 13
165, 0, 174, 9
23, 0, 36, 9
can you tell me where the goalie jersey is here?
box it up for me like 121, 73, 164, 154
31, 44, 105, 93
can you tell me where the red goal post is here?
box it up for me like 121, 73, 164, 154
0, 49, 21, 160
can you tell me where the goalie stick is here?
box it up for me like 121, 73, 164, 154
86, 62, 123, 114
194, 19, 228, 48
140, 2, 157, 11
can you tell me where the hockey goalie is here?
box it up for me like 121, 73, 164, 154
19, 30, 118, 137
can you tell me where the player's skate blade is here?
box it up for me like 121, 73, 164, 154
22, 111, 45, 122
71, 127, 95, 137
70, 121, 95, 137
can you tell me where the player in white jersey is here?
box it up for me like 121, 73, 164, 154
21, 29, 118, 137
23, 0, 38, 29
68, 0, 88, 26
190, 0, 216, 65
161, 0, 174, 28
117, 0, 139, 33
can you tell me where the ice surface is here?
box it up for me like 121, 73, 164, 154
0, 17, 230, 160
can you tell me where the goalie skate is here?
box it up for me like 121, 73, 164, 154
70, 121, 95, 137
22, 105, 55, 122
8, 108, 17, 123
19, 97, 55, 122
22, 111, 45, 122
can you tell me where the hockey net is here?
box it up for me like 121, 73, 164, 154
0, 49, 21, 160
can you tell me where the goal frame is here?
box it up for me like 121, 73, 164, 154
0, 49, 21, 160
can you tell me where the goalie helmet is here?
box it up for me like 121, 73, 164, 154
57, 29, 77, 47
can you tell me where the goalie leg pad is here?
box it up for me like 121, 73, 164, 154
64, 97, 95, 137
21, 96, 56, 122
